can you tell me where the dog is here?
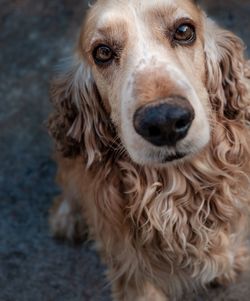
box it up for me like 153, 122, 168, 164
48, 0, 250, 300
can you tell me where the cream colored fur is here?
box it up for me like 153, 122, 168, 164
48, 0, 250, 300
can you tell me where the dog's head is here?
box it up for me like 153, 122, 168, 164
49, 0, 249, 167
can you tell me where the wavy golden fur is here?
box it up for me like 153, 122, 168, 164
48, 0, 250, 300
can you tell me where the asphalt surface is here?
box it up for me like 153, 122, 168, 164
0, 1, 250, 300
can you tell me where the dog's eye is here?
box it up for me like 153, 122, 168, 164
173, 24, 196, 44
93, 45, 114, 65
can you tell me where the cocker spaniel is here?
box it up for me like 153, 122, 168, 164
48, 0, 250, 300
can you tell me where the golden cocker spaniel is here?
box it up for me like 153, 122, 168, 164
48, 0, 250, 300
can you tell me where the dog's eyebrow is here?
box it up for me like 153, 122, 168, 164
148, 5, 178, 19
147, 5, 191, 25
96, 20, 128, 45
82, 18, 129, 56
146, 2, 198, 26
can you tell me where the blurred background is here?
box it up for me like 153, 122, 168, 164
0, 1, 249, 300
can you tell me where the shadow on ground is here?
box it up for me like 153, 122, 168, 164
0, 1, 249, 300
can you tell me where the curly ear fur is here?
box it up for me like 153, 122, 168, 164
48, 56, 115, 167
204, 18, 250, 122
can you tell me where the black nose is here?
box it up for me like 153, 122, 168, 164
133, 97, 195, 147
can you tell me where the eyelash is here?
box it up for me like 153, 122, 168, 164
92, 45, 115, 65
172, 23, 196, 45
91, 40, 124, 66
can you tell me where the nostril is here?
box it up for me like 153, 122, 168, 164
148, 125, 161, 137
175, 116, 191, 132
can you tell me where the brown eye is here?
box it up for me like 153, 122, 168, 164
93, 45, 114, 65
174, 24, 196, 44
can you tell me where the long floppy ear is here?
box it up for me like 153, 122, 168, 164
48, 55, 114, 167
204, 18, 250, 121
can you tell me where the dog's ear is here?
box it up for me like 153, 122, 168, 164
204, 18, 250, 121
48, 56, 114, 167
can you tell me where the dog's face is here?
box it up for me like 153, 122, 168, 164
80, 0, 212, 165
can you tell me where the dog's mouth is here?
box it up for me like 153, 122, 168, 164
162, 152, 186, 163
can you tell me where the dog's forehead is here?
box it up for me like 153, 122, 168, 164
95, 0, 197, 28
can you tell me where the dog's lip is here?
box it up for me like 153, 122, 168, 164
162, 152, 186, 163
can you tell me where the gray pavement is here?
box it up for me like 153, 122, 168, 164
0, 1, 250, 300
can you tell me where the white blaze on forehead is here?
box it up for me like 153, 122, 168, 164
129, 0, 185, 12
101, 0, 177, 8
95, 0, 191, 30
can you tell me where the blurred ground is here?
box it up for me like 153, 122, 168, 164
0, 1, 249, 300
